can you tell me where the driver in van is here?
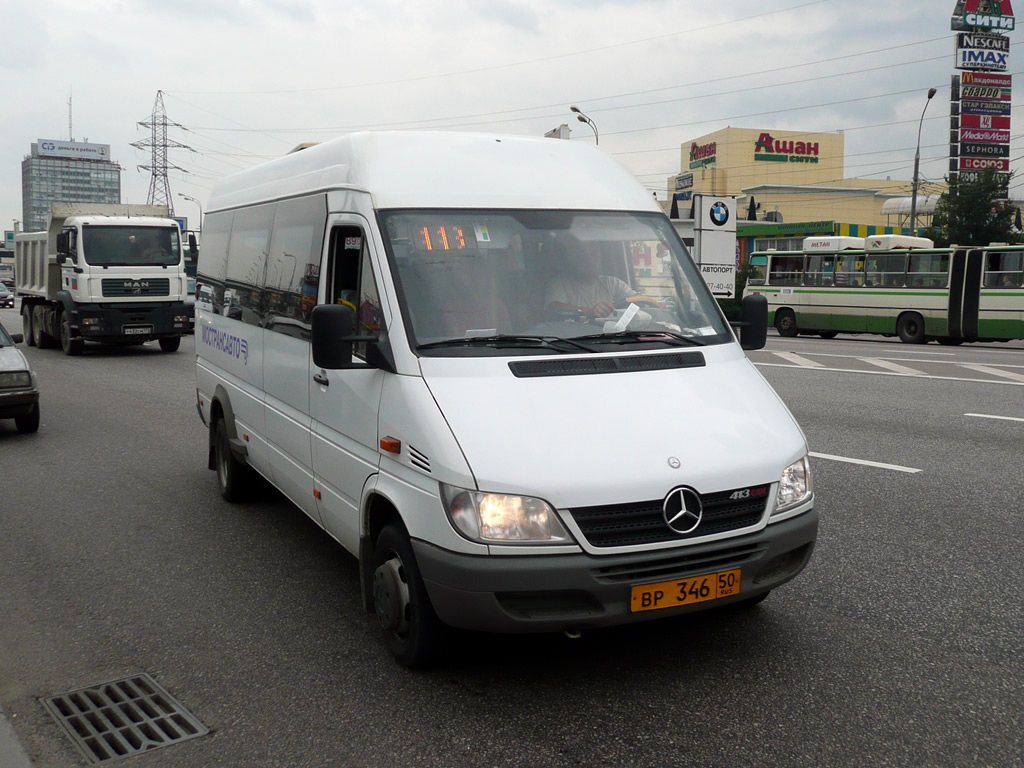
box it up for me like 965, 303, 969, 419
544, 235, 636, 320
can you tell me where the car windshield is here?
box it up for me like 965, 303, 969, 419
0, 323, 13, 346
81, 226, 181, 267
380, 210, 731, 356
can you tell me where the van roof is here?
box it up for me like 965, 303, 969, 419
207, 131, 661, 214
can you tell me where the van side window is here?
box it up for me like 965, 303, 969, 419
225, 203, 274, 325
265, 195, 328, 337
326, 225, 384, 359
196, 211, 233, 313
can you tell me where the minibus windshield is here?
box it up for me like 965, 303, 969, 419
380, 210, 731, 355
81, 226, 181, 267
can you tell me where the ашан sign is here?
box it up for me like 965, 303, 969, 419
753, 133, 820, 163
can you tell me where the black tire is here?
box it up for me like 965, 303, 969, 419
33, 310, 56, 349
15, 403, 40, 434
214, 417, 252, 502
159, 336, 181, 353
775, 309, 798, 338
60, 314, 84, 356
818, 331, 838, 339
22, 307, 35, 347
372, 524, 444, 668
896, 313, 926, 344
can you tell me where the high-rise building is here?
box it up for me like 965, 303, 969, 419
22, 139, 121, 232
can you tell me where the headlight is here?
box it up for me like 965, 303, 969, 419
774, 456, 812, 514
440, 483, 572, 544
0, 371, 32, 388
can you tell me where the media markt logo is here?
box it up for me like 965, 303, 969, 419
951, 0, 1015, 31
709, 201, 730, 227
753, 132, 820, 163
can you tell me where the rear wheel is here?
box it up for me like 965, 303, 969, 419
896, 313, 926, 344
372, 524, 444, 668
159, 336, 181, 353
22, 306, 35, 347
60, 314, 84, 356
775, 309, 798, 338
15, 403, 40, 434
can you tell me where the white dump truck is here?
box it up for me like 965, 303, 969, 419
14, 203, 193, 355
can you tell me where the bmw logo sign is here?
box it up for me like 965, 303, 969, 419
710, 201, 730, 227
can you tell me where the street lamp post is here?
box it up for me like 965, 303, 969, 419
569, 105, 599, 145
177, 193, 203, 236
910, 87, 938, 233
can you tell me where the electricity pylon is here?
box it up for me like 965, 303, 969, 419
132, 90, 190, 214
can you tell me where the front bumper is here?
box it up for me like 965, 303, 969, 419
71, 302, 191, 340
414, 510, 818, 633
0, 388, 40, 419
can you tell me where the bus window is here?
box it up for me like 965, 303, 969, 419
908, 252, 949, 288
747, 256, 767, 286
984, 251, 1023, 287
833, 254, 863, 287
866, 254, 906, 287
768, 256, 803, 286
805, 254, 835, 286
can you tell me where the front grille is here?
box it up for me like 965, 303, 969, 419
101, 278, 170, 297
592, 541, 767, 584
568, 485, 769, 548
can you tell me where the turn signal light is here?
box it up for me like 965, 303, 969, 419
380, 437, 401, 454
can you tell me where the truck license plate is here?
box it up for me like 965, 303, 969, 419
630, 569, 741, 612
123, 325, 153, 335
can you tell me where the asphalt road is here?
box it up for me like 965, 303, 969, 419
1, 306, 1022, 767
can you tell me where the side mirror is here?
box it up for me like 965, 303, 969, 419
311, 304, 380, 370
11, 333, 24, 344
188, 233, 198, 256
737, 294, 768, 350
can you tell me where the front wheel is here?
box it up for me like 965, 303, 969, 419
775, 309, 798, 338
372, 524, 444, 668
896, 313, 926, 344
159, 336, 181, 353
15, 403, 40, 434
214, 417, 253, 502
60, 315, 84, 356
22, 307, 35, 347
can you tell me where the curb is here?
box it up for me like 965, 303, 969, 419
0, 705, 33, 768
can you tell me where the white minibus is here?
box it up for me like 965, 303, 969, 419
195, 131, 817, 666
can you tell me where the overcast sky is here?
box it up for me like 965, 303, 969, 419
3, 0, 1018, 231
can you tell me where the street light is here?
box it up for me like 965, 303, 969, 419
569, 105, 599, 145
177, 193, 203, 235
910, 87, 938, 233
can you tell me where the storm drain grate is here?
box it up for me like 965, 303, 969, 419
42, 674, 208, 764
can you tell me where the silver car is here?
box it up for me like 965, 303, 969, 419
0, 321, 40, 433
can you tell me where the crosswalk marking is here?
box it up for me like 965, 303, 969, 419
772, 351, 825, 368
861, 357, 924, 376
957, 364, 1024, 383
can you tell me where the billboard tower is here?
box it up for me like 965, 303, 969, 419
949, 0, 1016, 196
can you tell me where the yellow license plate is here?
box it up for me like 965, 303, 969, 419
630, 569, 742, 612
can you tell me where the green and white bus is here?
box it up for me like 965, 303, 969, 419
744, 236, 1024, 344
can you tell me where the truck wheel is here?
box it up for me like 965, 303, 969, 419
214, 416, 252, 502
775, 309, 798, 338
33, 310, 56, 349
372, 524, 444, 668
15, 403, 40, 434
159, 336, 181, 353
22, 307, 36, 347
60, 316, 84, 356
896, 313, 926, 344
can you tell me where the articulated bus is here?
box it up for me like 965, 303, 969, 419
743, 236, 1024, 344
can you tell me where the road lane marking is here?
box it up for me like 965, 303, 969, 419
754, 362, 1024, 386
965, 413, 1024, 423
957, 364, 1024, 383
809, 452, 922, 474
772, 351, 825, 368
861, 357, 924, 376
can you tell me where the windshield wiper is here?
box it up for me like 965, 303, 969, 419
573, 330, 709, 347
417, 334, 596, 353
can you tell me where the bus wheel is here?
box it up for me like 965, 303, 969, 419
372, 524, 443, 668
818, 331, 838, 339
896, 313, 926, 344
775, 309, 798, 338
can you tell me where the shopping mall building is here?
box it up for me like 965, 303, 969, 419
666, 127, 944, 261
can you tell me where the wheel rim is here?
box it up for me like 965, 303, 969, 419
373, 554, 410, 637
216, 429, 229, 490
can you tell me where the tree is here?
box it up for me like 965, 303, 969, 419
931, 169, 1019, 247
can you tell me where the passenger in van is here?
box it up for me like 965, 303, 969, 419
544, 236, 636, 320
